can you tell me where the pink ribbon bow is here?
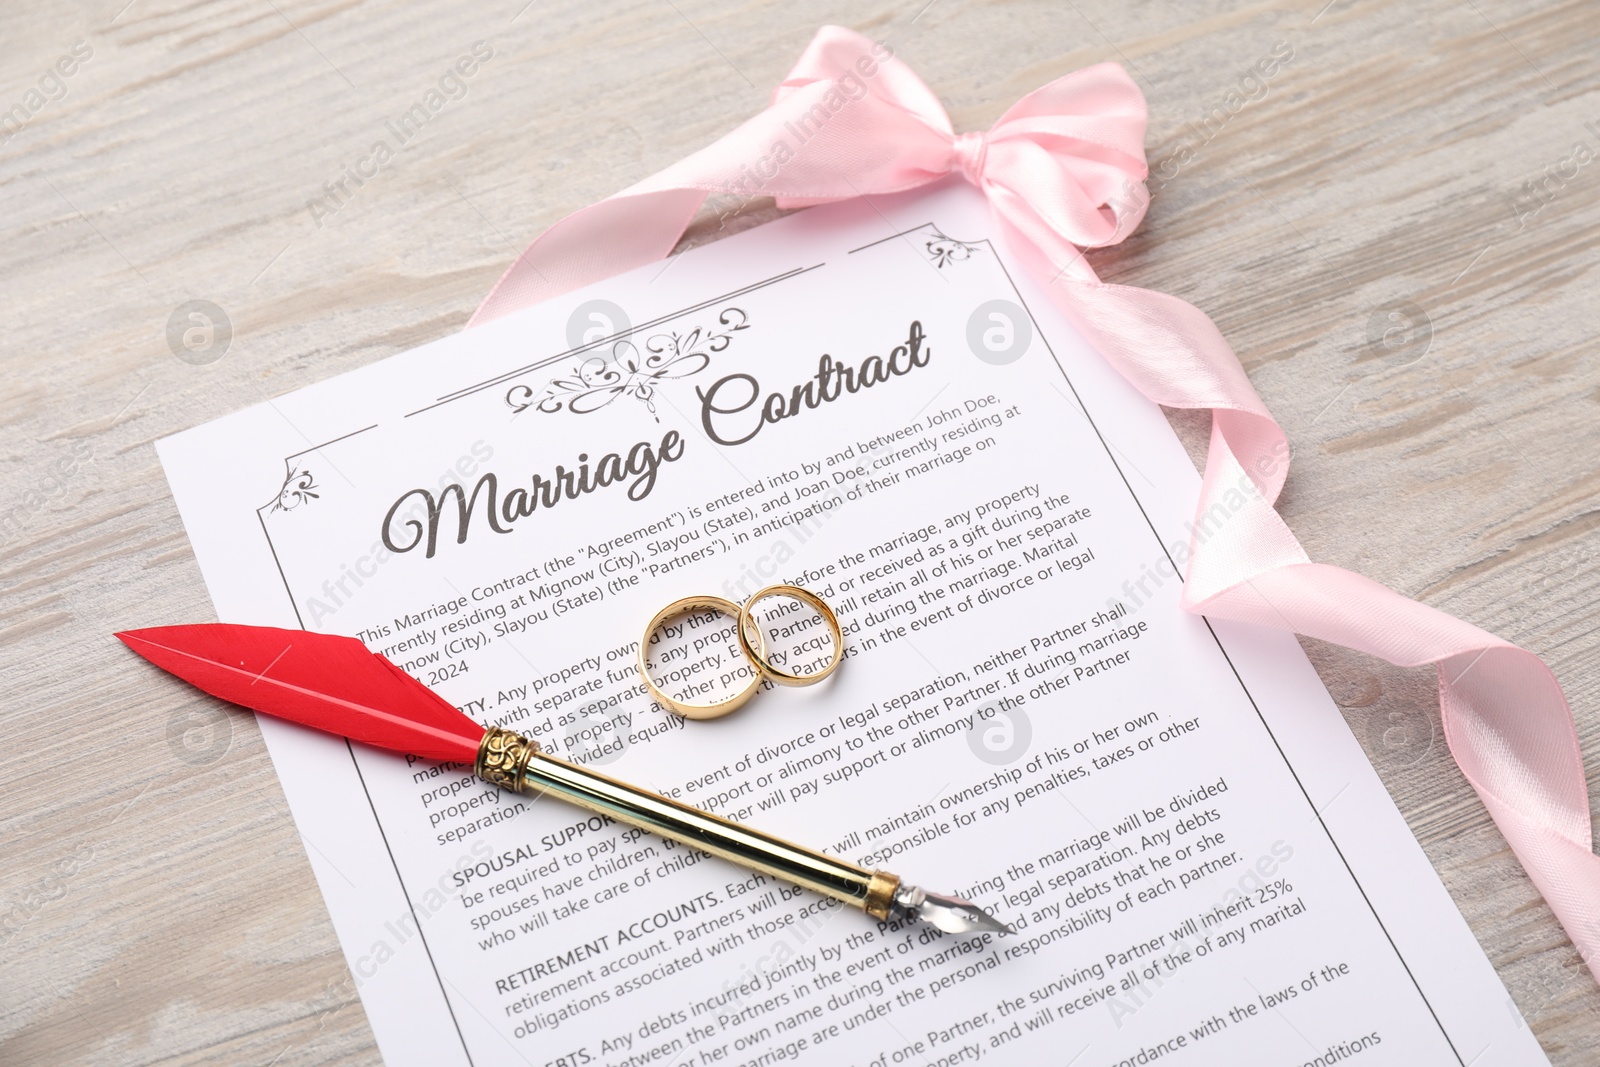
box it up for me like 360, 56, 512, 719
473, 27, 1600, 986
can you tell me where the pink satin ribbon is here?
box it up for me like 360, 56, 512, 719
473, 26, 1600, 985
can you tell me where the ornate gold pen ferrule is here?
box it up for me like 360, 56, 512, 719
474, 726, 1008, 933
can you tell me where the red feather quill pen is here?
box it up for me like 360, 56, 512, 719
115, 621, 1012, 934
116, 623, 484, 763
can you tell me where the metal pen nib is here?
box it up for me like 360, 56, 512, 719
892, 884, 1015, 935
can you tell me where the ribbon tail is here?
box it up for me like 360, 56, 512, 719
470, 188, 707, 327
1191, 555, 1600, 987
469, 28, 958, 328
1038, 270, 1600, 987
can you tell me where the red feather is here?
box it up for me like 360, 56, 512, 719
117, 623, 485, 764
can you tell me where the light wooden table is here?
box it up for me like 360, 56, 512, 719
2, 1, 1596, 1063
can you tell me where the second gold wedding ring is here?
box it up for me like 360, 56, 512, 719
639, 585, 844, 718
736, 585, 844, 687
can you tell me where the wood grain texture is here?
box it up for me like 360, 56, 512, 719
1, 0, 1595, 1063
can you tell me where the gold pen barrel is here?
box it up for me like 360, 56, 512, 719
475, 726, 900, 919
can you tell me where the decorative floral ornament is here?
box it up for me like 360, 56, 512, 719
506, 308, 749, 420
271, 466, 319, 512
925, 229, 983, 268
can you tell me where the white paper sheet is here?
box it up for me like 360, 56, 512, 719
156, 181, 1547, 1067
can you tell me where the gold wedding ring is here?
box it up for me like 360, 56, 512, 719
638, 595, 767, 720
737, 584, 844, 688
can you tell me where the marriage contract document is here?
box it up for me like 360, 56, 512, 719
157, 182, 1548, 1067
